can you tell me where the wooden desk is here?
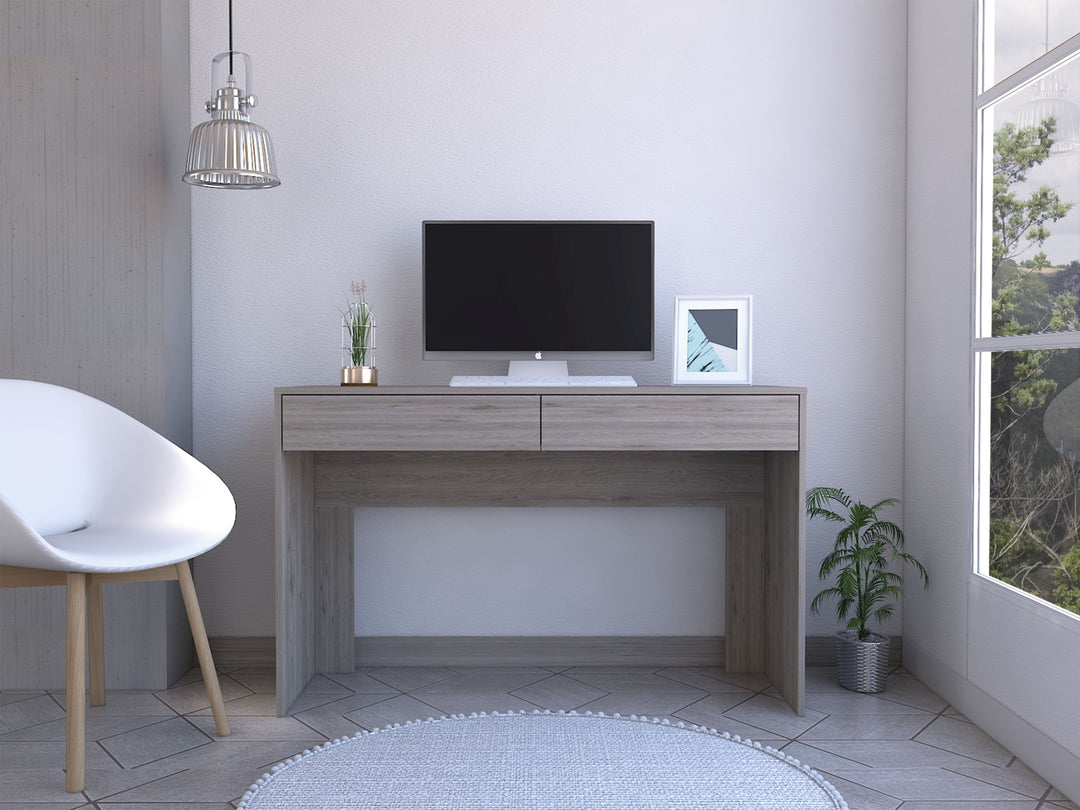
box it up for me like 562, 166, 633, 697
274, 386, 806, 715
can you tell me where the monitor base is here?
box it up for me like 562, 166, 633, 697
507, 360, 568, 377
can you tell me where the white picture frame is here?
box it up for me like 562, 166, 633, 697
673, 295, 752, 385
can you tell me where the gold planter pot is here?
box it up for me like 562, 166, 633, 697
341, 366, 378, 386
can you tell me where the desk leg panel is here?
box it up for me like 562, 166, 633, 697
725, 505, 765, 672
276, 450, 316, 716
315, 506, 355, 673
765, 450, 806, 715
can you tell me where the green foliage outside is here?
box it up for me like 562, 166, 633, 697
1053, 543, 1080, 614
988, 118, 1080, 614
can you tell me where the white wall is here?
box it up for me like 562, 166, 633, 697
189, 1, 907, 640
905, 0, 1079, 800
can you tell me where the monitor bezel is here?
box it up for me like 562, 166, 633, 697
421, 220, 655, 362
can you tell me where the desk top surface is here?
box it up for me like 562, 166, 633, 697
276, 384, 807, 397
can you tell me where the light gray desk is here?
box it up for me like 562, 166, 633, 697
274, 386, 807, 716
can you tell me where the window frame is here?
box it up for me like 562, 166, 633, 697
973, 10, 1080, 617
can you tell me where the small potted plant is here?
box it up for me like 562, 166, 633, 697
341, 280, 377, 386
806, 486, 928, 693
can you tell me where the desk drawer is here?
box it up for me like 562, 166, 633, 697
541, 395, 799, 451
281, 395, 540, 451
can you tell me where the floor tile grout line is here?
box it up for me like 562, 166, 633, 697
110, 736, 215, 771
937, 764, 1054, 803
96, 712, 218, 772
652, 666, 760, 692
787, 709, 830, 743
93, 713, 198, 745
907, 735, 1013, 768
907, 707, 946, 741
291, 706, 365, 740
937, 764, 1050, 801
0, 689, 48, 705
507, 672, 615, 712
775, 739, 870, 770
549, 668, 708, 696
87, 764, 195, 805
362, 667, 455, 693
670, 691, 716, 724
44, 689, 68, 715
874, 690, 950, 714
348, 691, 455, 731
94, 735, 125, 770
150, 690, 183, 717
812, 766, 906, 804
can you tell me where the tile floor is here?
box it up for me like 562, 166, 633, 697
0, 663, 1075, 809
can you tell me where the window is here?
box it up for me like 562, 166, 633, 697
976, 2, 1080, 615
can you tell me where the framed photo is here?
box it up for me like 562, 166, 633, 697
673, 295, 752, 385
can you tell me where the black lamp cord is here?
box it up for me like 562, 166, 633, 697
228, 0, 234, 75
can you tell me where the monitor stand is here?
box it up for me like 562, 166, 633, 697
448, 360, 637, 386
507, 360, 568, 378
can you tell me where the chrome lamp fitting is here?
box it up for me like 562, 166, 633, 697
184, 50, 280, 189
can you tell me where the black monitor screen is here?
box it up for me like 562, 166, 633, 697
423, 221, 654, 356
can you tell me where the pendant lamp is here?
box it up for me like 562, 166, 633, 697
184, 0, 280, 189
1015, 73, 1080, 155
1014, 0, 1080, 155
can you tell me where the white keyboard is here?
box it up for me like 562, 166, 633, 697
450, 375, 638, 387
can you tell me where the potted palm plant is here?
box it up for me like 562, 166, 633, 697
807, 486, 929, 693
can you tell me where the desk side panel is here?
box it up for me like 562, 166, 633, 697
282, 395, 540, 451
314, 506, 355, 674
726, 505, 766, 672
763, 387, 806, 716
541, 395, 800, 451
276, 448, 316, 716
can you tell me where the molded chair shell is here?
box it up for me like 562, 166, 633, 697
0, 379, 234, 571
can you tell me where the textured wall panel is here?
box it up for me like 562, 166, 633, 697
0, 0, 192, 690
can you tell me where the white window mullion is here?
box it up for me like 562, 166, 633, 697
974, 332, 1080, 353
976, 31, 1080, 109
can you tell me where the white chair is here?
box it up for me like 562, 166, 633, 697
0, 379, 234, 792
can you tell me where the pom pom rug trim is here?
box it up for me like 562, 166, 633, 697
237, 709, 847, 809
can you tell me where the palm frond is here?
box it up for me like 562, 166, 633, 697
810, 587, 843, 615
899, 552, 930, 588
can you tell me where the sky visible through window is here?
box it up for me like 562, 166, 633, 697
989, 0, 1080, 85
985, 1, 1080, 278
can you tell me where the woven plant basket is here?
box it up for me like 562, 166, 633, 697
835, 630, 889, 693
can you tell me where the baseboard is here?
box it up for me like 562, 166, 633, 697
353, 636, 726, 667
209, 636, 275, 670
209, 634, 902, 671
904, 635, 1079, 805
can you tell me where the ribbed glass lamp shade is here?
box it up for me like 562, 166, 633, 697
1015, 75, 1080, 155
184, 117, 280, 188
184, 51, 280, 189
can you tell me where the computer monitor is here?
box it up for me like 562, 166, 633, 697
422, 221, 654, 366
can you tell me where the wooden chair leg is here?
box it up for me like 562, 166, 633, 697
65, 572, 87, 793
175, 560, 231, 737
87, 580, 105, 707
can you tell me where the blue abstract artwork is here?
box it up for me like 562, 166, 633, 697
687, 308, 739, 373
687, 313, 727, 372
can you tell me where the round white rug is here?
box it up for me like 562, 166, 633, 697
237, 710, 847, 809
